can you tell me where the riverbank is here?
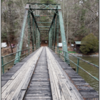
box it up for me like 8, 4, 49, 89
69, 52, 99, 57
1, 47, 17, 56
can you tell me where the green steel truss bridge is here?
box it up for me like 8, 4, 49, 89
1, 3, 99, 100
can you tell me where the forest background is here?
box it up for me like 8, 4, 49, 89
1, 0, 99, 54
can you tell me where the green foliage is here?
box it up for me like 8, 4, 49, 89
73, 8, 88, 39
2, 32, 7, 37
8, 1, 13, 6
40, 16, 47, 21
1, 32, 7, 42
1, 0, 4, 3
74, 26, 88, 39
40, 0, 55, 3
80, 33, 99, 54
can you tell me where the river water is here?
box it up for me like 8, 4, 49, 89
69, 56, 99, 92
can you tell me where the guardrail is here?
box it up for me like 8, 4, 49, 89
1, 47, 32, 74
57, 49, 99, 82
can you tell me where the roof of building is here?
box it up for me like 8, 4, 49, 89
75, 41, 81, 45
58, 43, 62, 47
1, 42, 7, 48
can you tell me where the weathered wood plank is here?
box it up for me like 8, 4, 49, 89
46, 47, 84, 100
1, 47, 43, 100
24, 48, 52, 100
49, 48, 99, 100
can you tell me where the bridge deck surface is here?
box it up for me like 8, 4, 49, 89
49, 48, 99, 100
1, 47, 99, 100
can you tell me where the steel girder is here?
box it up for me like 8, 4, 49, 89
56, 14, 59, 52
14, 10, 28, 64
58, 10, 70, 64
14, 4, 41, 64
32, 17, 35, 51
48, 5, 69, 64
14, 4, 69, 65
28, 11, 31, 54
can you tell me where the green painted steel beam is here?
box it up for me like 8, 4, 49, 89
53, 20, 56, 51
35, 15, 53, 17
48, 12, 57, 48
36, 28, 38, 49
48, 12, 57, 33
38, 29, 40, 48
30, 8, 61, 10
39, 26, 50, 27
37, 22, 51, 23
34, 26, 36, 46
29, 9, 41, 49
42, 4, 50, 9
56, 14, 59, 52
28, 3, 60, 5
40, 29, 49, 31
30, 10, 40, 33
36, 28, 40, 49
28, 11, 31, 54
57, 30, 59, 52
58, 10, 70, 65
1, 57, 4, 74
32, 15, 35, 51
40, 30, 49, 31
52, 26, 54, 49
58, 5, 61, 10
14, 10, 28, 64
49, 27, 53, 48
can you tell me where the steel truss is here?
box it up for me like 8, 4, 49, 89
14, 3, 69, 65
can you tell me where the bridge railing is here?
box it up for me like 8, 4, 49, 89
57, 49, 99, 91
1, 47, 32, 74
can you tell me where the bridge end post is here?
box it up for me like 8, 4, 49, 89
58, 8, 70, 65
14, 5, 29, 65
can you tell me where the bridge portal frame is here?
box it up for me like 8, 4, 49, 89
14, 3, 70, 65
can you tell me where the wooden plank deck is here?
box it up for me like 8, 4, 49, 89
49, 48, 99, 100
1, 47, 43, 100
24, 48, 52, 100
1, 47, 99, 100
46, 47, 83, 100
1, 48, 39, 87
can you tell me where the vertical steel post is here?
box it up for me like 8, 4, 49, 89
1, 57, 4, 74
58, 9, 70, 65
77, 58, 79, 73
48, 28, 51, 47
39, 31, 41, 47
34, 25, 36, 50
36, 28, 38, 49
53, 20, 56, 51
59, 50, 60, 57
38, 29, 40, 48
56, 14, 59, 53
64, 51, 67, 62
37, 29, 39, 48
32, 18, 34, 51
31, 32, 34, 52
51, 27, 53, 49
55, 26, 56, 50
28, 11, 31, 54
49, 27, 53, 48
52, 24, 54, 49
57, 33, 59, 53
18, 50, 20, 61
14, 10, 28, 64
